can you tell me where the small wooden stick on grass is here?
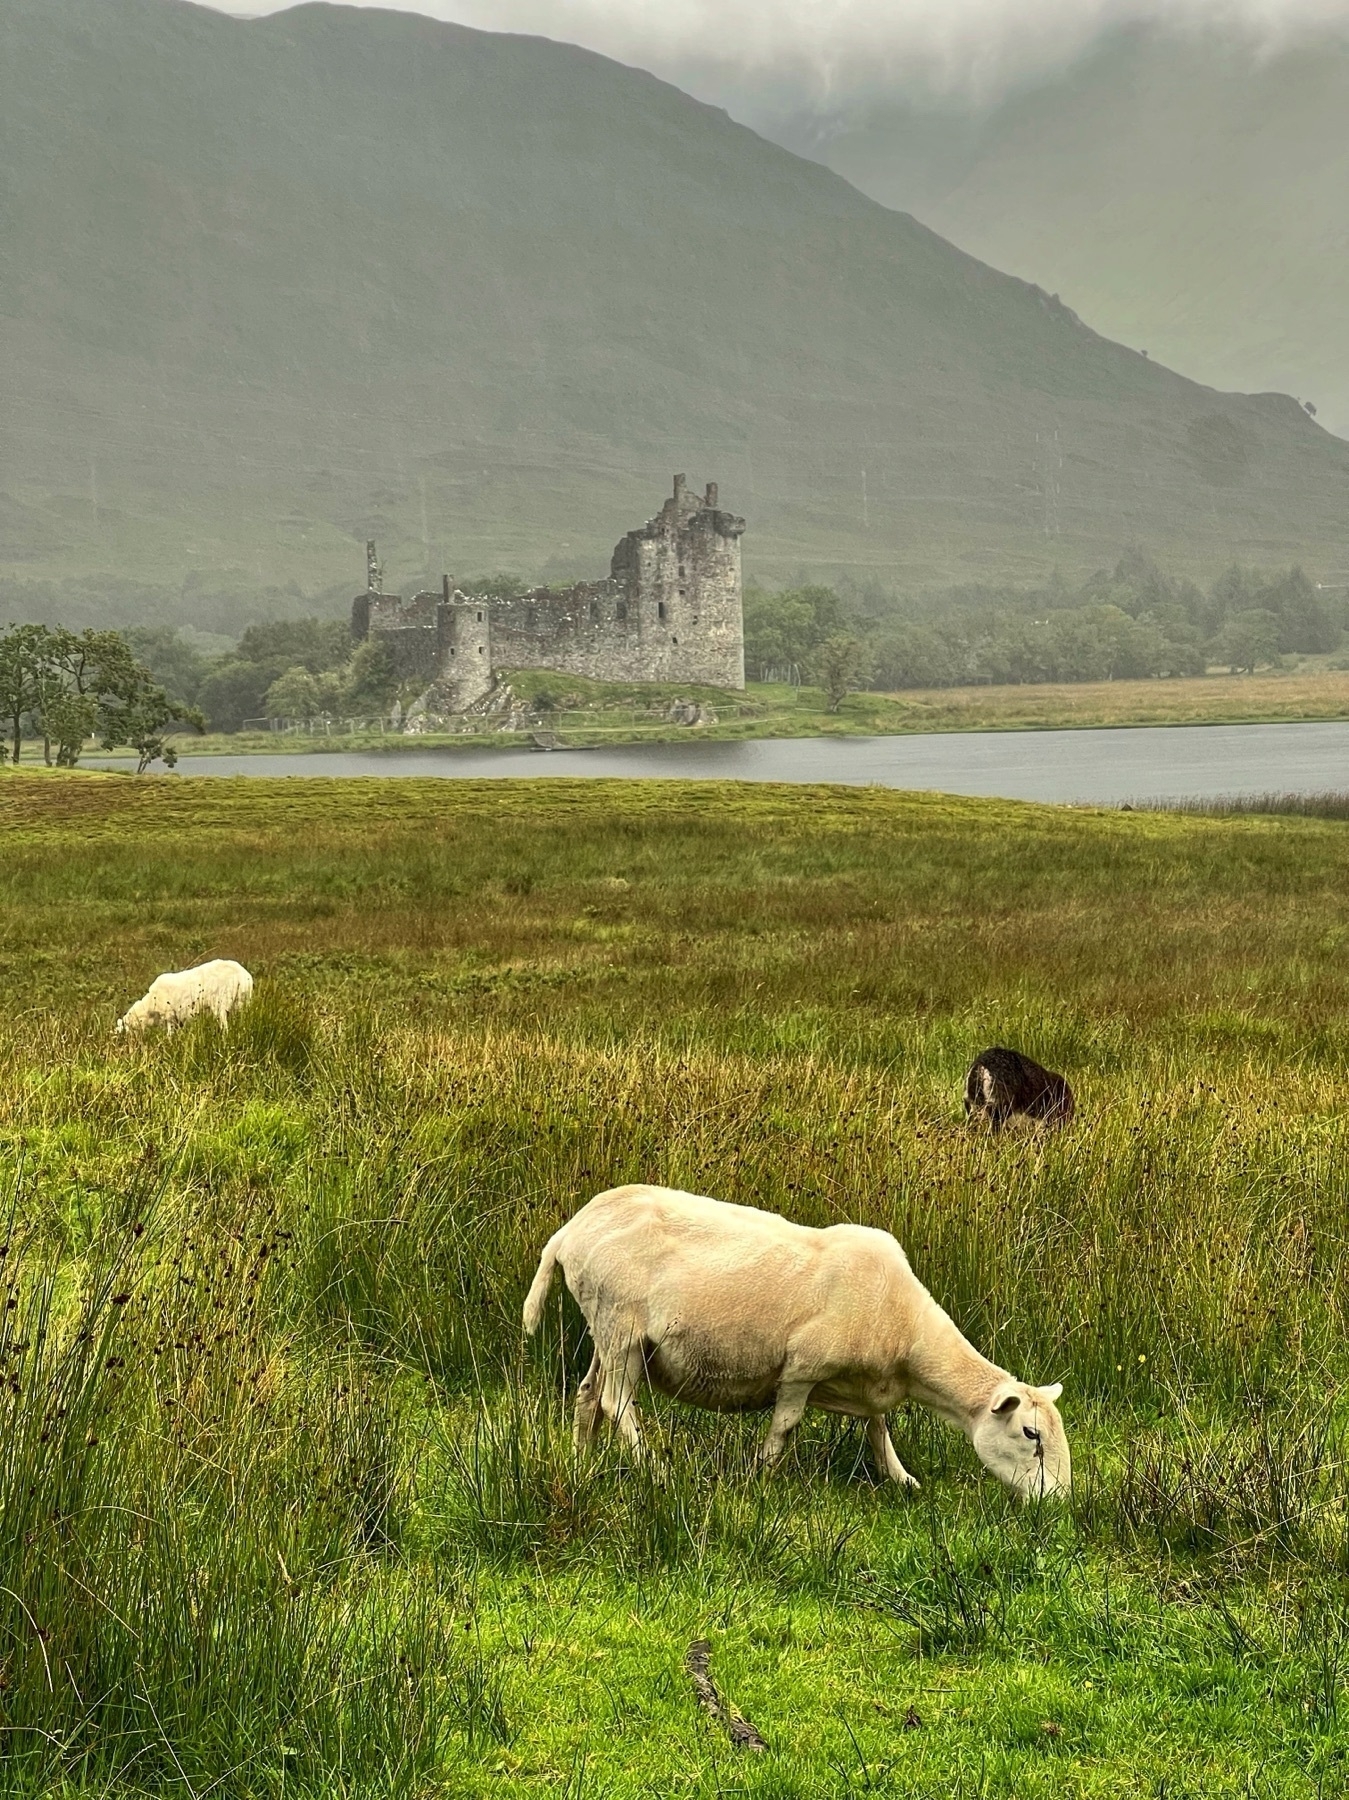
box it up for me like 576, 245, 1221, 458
685, 1639, 769, 1752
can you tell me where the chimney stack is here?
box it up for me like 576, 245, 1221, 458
366, 541, 380, 595
673, 474, 686, 502
704, 481, 718, 508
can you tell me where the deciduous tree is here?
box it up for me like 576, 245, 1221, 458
0, 623, 57, 764
812, 634, 871, 713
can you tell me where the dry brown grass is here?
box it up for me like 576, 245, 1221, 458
865, 667, 1349, 733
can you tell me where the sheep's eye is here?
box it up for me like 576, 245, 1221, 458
1022, 1426, 1041, 1443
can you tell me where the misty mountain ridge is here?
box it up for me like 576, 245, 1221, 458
772, 23, 1349, 440
2, 0, 1347, 633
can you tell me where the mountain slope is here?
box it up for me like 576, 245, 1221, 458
2, 0, 1348, 628
773, 27, 1349, 443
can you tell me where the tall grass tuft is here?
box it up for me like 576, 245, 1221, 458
0, 1205, 462, 1794
1149, 790, 1349, 819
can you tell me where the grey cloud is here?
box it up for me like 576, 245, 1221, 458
208, 0, 1349, 107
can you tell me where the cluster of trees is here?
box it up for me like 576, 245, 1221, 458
0, 624, 203, 770
740, 585, 870, 711
112, 619, 398, 730
118, 618, 399, 733
0, 614, 403, 751
1, 613, 408, 744
195, 620, 395, 733
744, 555, 1346, 696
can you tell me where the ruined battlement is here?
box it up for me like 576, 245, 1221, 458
351, 477, 744, 713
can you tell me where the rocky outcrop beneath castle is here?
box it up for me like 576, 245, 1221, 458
352, 476, 745, 715
404, 678, 519, 734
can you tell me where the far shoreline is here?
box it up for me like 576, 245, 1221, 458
68, 665, 1349, 759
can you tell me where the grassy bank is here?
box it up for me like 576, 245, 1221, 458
2, 774, 1349, 1795
42, 665, 1349, 762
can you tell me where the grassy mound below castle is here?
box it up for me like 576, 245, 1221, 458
1, 774, 1348, 1795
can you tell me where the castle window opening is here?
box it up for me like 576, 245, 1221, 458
590, 599, 600, 623
658, 601, 666, 621
476, 610, 483, 622
616, 600, 627, 621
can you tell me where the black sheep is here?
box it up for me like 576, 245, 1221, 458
964, 1047, 1074, 1130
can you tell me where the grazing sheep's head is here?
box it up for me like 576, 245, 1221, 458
971, 1381, 1070, 1500
115, 1000, 154, 1036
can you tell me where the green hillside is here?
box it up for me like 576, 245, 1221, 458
780, 27, 1349, 449
3, 0, 1348, 632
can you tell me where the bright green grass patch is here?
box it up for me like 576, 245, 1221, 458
1, 776, 1348, 1794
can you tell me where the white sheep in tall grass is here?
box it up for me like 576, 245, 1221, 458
524, 1183, 1070, 1499
115, 960, 254, 1035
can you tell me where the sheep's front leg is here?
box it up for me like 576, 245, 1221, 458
758, 1378, 814, 1469
866, 1415, 920, 1489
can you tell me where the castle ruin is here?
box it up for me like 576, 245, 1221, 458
351, 476, 745, 712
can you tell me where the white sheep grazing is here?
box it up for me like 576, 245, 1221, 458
523, 1184, 1070, 1500
115, 959, 254, 1036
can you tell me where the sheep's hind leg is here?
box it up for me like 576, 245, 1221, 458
573, 1350, 604, 1447
757, 1378, 814, 1469
866, 1415, 920, 1489
598, 1335, 646, 1456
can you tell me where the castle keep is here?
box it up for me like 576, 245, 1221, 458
351, 477, 745, 712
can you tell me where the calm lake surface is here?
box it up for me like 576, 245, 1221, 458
92, 719, 1349, 805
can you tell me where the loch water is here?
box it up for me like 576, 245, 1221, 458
90, 719, 1349, 805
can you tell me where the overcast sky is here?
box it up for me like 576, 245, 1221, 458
207, 0, 1349, 109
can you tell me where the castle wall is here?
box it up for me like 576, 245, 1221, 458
487, 480, 745, 689
486, 579, 653, 684
360, 591, 442, 685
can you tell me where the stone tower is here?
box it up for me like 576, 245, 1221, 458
434, 580, 494, 712
609, 476, 745, 688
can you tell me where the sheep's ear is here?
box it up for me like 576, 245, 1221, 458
991, 1391, 1021, 1416
1040, 1382, 1064, 1404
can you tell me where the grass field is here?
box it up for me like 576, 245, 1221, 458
2, 770, 1349, 1796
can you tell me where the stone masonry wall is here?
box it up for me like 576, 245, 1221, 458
363, 591, 442, 685
608, 476, 745, 688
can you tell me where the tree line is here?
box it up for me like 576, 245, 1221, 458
0, 624, 204, 770
98, 618, 398, 733
6, 554, 1342, 751
1, 614, 408, 747
745, 555, 1347, 699
185, 619, 397, 732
